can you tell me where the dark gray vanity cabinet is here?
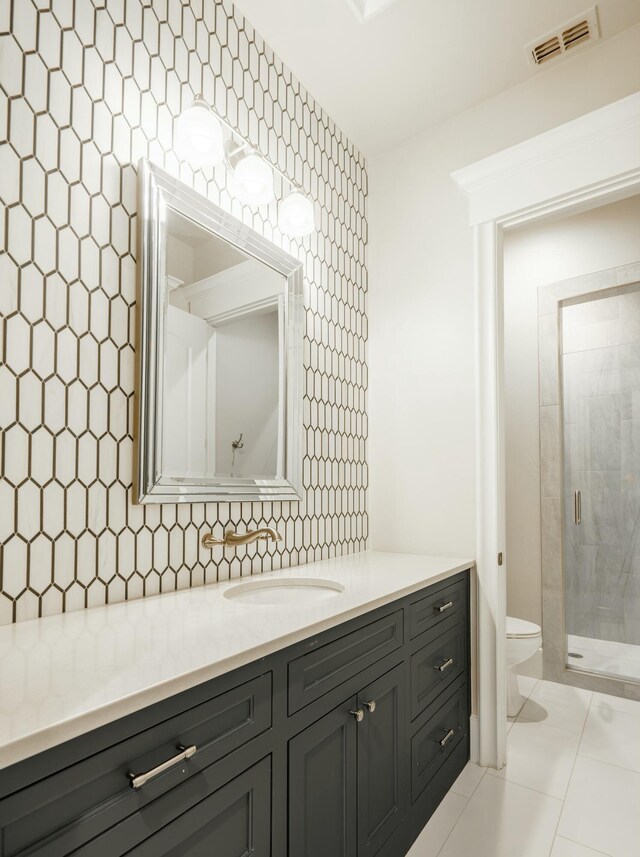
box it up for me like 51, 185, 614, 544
289, 662, 407, 857
122, 756, 272, 857
289, 697, 359, 857
0, 569, 471, 857
357, 664, 407, 855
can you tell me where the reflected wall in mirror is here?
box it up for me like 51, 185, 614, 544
136, 160, 303, 503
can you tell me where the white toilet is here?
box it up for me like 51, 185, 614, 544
506, 616, 542, 717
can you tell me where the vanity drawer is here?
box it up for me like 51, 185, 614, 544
288, 610, 403, 714
410, 618, 467, 720
411, 683, 468, 803
121, 756, 271, 857
0, 673, 272, 857
409, 575, 467, 641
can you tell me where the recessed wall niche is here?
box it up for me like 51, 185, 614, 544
0, 0, 368, 624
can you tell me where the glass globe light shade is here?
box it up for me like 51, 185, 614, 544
175, 98, 224, 166
278, 191, 315, 237
233, 154, 275, 205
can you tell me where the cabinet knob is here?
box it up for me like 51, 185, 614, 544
435, 657, 454, 673
350, 708, 365, 722
437, 600, 454, 613
362, 700, 376, 713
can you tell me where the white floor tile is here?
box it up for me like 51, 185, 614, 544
489, 719, 580, 799
579, 705, 640, 773
406, 792, 468, 857
519, 679, 592, 733
438, 775, 562, 857
558, 755, 640, 857
591, 691, 640, 717
449, 761, 486, 798
551, 835, 611, 856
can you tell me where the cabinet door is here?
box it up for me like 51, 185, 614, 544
124, 757, 271, 857
289, 697, 358, 857
357, 663, 407, 856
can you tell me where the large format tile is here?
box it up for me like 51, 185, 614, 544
519, 679, 592, 733
579, 705, 640, 773
406, 792, 468, 857
559, 756, 640, 857
449, 761, 486, 798
551, 836, 612, 856
591, 691, 640, 717
489, 719, 580, 799
438, 775, 562, 857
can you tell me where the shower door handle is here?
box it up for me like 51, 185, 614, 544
574, 490, 581, 525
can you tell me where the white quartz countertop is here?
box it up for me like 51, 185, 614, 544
0, 550, 473, 769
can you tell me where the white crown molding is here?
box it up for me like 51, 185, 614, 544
452, 92, 640, 225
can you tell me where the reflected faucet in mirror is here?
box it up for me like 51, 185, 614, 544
201, 527, 283, 549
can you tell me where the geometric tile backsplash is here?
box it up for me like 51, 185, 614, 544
0, 0, 368, 625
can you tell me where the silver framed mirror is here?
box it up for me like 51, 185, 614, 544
135, 159, 303, 503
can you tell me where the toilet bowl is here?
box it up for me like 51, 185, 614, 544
506, 616, 542, 717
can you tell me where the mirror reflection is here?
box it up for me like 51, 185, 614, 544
162, 208, 286, 482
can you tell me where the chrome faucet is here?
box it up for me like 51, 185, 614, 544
201, 527, 283, 549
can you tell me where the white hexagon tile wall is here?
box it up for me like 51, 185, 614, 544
0, 0, 368, 624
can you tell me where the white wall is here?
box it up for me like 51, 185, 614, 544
503, 195, 640, 627
368, 26, 640, 558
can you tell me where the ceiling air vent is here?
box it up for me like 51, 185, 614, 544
531, 36, 562, 65
526, 6, 600, 70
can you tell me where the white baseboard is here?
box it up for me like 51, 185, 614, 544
469, 714, 479, 764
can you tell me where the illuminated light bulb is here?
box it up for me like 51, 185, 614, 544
278, 190, 315, 237
233, 153, 275, 205
175, 97, 224, 166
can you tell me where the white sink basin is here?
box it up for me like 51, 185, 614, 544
223, 577, 344, 605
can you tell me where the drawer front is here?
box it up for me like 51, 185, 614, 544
411, 685, 468, 803
410, 618, 466, 720
124, 756, 271, 856
1, 673, 272, 857
288, 611, 403, 715
409, 575, 467, 641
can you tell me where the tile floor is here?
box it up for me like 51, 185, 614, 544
407, 677, 640, 857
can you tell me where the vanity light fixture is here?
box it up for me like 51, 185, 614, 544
278, 190, 315, 237
175, 97, 315, 235
175, 96, 224, 166
233, 151, 275, 205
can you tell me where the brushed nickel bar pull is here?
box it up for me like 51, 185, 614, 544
574, 490, 582, 525
435, 657, 454, 672
438, 729, 455, 747
129, 744, 197, 789
438, 600, 454, 613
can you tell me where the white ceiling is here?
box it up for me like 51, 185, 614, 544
232, 0, 640, 156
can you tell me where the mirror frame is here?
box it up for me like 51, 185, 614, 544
135, 159, 304, 503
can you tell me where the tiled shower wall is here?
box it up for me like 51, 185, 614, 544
0, 0, 368, 625
562, 284, 640, 646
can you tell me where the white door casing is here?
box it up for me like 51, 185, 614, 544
163, 305, 216, 478
451, 92, 640, 769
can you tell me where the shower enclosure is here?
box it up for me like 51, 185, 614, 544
538, 262, 640, 698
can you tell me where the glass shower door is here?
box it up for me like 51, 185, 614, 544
561, 283, 640, 681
